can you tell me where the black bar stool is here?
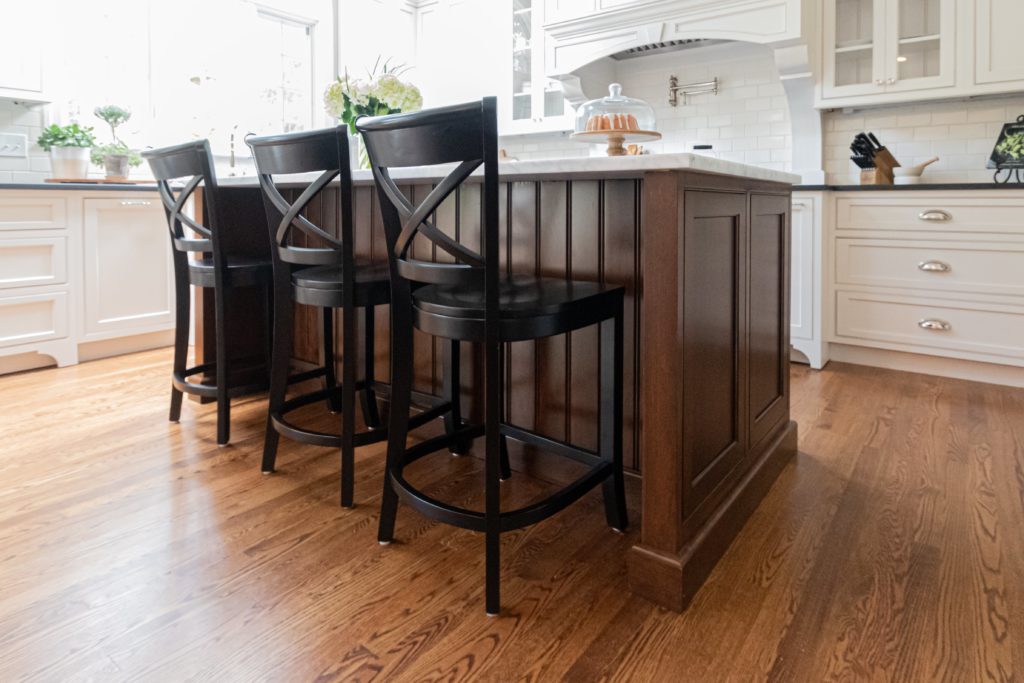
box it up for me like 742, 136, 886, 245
144, 140, 271, 445
247, 127, 462, 507
358, 98, 629, 615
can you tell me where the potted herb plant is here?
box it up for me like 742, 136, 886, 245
91, 105, 142, 180
37, 123, 96, 179
323, 58, 422, 168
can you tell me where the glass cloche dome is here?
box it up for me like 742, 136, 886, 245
571, 83, 660, 156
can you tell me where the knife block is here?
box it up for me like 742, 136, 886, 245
860, 148, 900, 185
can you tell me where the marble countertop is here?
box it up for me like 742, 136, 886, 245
218, 153, 800, 188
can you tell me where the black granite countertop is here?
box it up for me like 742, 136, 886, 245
794, 182, 1022, 191
0, 182, 158, 191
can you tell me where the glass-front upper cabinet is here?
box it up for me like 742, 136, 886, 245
503, 0, 573, 134
822, 0, 954, 102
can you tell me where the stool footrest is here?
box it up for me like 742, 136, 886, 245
389, 459, 612, 533
270, 383, 453, 448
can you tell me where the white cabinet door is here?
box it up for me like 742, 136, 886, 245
0, 7, 46, 100
975, 0, 1024, 86
882, 0, 956, 94
822, 0, 887, 99
82, 197, 174, 340
821, 0, 955, 103
503, 0, 575, 135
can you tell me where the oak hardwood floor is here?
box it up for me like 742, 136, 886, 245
1, 349, 1023, 681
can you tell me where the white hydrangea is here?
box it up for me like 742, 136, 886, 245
323, 72, 422, 120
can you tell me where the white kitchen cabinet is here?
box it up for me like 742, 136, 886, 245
974, 0, 1024, 88
790, 192, 828, 369
504, 0, 574, 135
827, 188, 1024, 387
82, 197, 174, 340
0, 7, 48, 102
822, 0, 955, 103
0, 189, 174, 375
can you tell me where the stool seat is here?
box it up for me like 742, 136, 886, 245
290, 261, 391, 308
413, 275, 624, 342
188, 255, 271, 288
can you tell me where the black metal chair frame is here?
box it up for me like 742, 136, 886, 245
358, 98, 628, 615
144, 140, 270, 445
248, 127, 460, 507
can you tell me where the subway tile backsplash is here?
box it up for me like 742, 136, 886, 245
0, 100, 50, 183
823, 96, 1024, 184
500, 42, 793, 172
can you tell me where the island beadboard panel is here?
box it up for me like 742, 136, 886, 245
277, 179, 644, 473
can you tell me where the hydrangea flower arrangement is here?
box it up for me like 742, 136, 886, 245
324, 59, 423, 135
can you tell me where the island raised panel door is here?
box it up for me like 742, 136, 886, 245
748, 194, 790, 448
682, 190, 747, 516
82, 197, 174, 340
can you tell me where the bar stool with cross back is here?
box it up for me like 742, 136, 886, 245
144, 140, 273, 445
358, 98, 629, 615
247, 127, 471, 507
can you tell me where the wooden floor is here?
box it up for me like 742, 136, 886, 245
2, 350, 1024, 682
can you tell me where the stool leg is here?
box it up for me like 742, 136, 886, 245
599, 304, 628, 531
359, 305, 382, 430
340, 302, 357, 508
322, 307, 342, 413
263, 273, 293, 473
443, 339, 468, 454
169, 258, 189, 423
484, 337, 502, 616
498, 343, 511, 481
379, 290, 414, 542
214, 282, 230, 446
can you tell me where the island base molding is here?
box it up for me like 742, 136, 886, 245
628, 420, 798, 611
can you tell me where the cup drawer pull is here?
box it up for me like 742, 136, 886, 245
918, 209, 951, 222
917, 260, 951, 272
918, 318, 951, 331
119, 200, 152, 206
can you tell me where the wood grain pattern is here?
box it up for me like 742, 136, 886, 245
2, 353, 1023, 680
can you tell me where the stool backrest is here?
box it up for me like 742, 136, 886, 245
356, 98, 500, 293
246, 128, 353, 268
143, 140, 218, 256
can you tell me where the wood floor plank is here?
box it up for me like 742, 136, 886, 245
2, 351, 1024, 681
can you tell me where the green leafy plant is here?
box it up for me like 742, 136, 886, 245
93, 105, 131, 143
90, 142, 142, 167
36, 123, 96, 151
995, 131, 1024, 161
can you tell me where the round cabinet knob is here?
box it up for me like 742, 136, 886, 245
887, 77, 896, 84
875, 79, 884, 85
917, 260, 951, 273
918, 318, 952, 332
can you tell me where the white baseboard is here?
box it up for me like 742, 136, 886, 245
828, 343, 1024, 388
0, 330, 174, 377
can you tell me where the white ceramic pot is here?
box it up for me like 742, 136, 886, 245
49, 147, 90, 179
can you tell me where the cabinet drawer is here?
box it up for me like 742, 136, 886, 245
836, 196, 1024, 234
0, 196, 68, 231
835, 239, 1024, 297
0, 291, 69, 348
0, 237, 68, 289
835, 291, 1024, 360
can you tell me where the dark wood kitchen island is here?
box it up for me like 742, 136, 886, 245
203, 153, 799, 611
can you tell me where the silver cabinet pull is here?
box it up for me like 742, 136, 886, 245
918, 318, 951, 331
119, 200, 152, 206
917, 260, 951, 272
918, 209, 951, 222
887, 77, 896, 84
